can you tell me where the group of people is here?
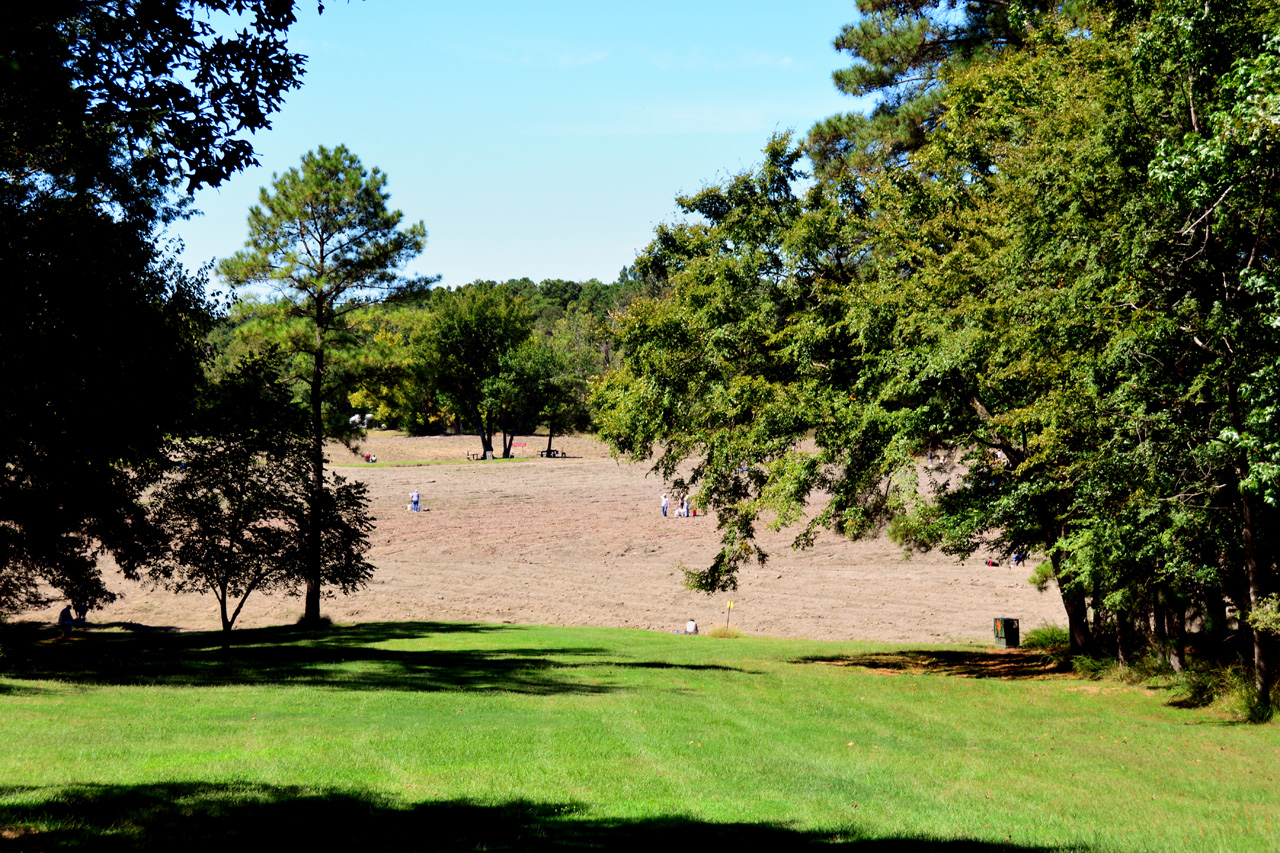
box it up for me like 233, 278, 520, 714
983, 554, 1028, 567
660, 492, 696, 518
363, 452, 378, 464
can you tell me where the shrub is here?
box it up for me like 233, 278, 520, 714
1072, 656, 1114, 680
1022, 624, 1069, 651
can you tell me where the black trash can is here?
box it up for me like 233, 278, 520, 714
993, 617, 1020, 649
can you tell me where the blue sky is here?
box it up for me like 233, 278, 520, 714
173, 1, 869, 290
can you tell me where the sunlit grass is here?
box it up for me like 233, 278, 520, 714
1, 621, 1277, 851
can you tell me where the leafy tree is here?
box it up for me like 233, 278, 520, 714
598, 2, 1280, 712
218, 144, 427, 625
594, 134, 871, 591
415, 283, 535, 457
0, 1, 312, 615
142, 357, 372, 634
484, 337, 589, 456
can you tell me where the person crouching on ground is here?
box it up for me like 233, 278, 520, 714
58, 604, 75, 639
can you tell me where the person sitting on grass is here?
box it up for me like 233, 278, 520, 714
685, 619, 698, 635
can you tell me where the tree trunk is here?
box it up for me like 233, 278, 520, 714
1228, 381, 1275, 714
470, 405, 493, 456
1091, 584, 1107, 640
1061, 585, 1094, 656
499, 413, 514, 458
1166, 596, 1186, 673
1116, 610, 1137, 668
545, 428, 555, 455
302, 339, 325, 627
219, 586, 232, 633
1051, 551, 1094, 655
1241, 494, 1275, 714
218, 585, 232, 651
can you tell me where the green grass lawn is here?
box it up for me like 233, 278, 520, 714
1, 621, 1276, 851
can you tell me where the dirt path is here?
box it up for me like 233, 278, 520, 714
23, 434, 1066, 643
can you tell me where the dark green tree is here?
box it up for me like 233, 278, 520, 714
485, 337, 588, 457
415, 283, 535, 458
141, 356, 374, 634
218, 144, 427, 626
0, 1, 312, 615
597, 4, 1280, 713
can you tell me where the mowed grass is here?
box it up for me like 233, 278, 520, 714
1, 622, 1277, 851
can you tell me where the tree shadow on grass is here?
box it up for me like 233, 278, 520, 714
0, 621, 748, 695
797, 649, 1069, 680
0, 782, 1096, 852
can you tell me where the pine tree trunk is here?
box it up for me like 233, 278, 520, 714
302, 338, 325, 627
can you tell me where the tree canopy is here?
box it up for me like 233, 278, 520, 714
595, 2, 1280, 712
0, 1, 314, 615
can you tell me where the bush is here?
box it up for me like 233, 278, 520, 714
1216, 664, 1278, 724
1022, 624, 1069, 651
1072, 656, 1114, 680
707, 624, 744, 639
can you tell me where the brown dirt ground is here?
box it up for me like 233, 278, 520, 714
20, 433, 1067, 643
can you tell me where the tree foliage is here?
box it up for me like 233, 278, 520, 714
413, 283, 536, 457
596, 2, 1280, 711
143, 357, 373, 633
0, 1, 313, 615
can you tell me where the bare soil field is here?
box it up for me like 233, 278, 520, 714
22, 433, 1067, 643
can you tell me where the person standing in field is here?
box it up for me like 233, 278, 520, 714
661, 493, 669, 517
410, 489, 420, 512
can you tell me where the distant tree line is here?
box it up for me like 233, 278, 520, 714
223, 271, 662, 457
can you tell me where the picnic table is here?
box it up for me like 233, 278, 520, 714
538, 448, 561, 458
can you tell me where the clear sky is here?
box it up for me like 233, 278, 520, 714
172, 1, 870, 290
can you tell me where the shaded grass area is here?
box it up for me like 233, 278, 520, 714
2, 622, 1278, 852
1, 621, 664, 694
0, 783, 1086, 852
800, 649, 1069, 680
